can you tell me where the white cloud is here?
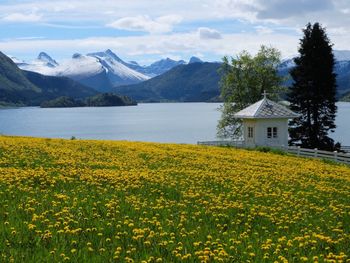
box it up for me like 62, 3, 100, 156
107, 15, 182, 34
0, 31, 300, 62
255, 26, 274, 34
1, 0, 350, 62
255, 0, 333, 19
198, 27, 222, 39
2, 12, 42, 22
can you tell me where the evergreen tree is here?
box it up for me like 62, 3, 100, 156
288, 23, 338, 151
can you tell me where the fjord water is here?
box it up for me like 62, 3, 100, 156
0, 102, 349, 145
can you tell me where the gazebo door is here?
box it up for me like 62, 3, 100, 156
246, 125, 255, 147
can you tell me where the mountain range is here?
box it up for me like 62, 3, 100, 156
114, 62, 221, 102
6, 49, 350, 103
279, 53, 350, 96
113, 51, 350, 102
0, 52, 97, 106
12, 50, 203, 92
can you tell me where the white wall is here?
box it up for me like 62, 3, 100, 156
243, 118, 289, 148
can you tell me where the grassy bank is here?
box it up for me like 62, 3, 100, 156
0, 136, 349, 262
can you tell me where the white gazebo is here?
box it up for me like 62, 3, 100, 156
234, 92, 299, 148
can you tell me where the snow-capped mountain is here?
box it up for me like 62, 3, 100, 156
12, 50, 192, 91
124, 57, 186, 77
14, 50, 150, 92
58, 53, 105, 78
37, 52, 58, 68
144, 58, 186, 76
87, 49, 148, 84
18, 52, 59, 76
9, 56, 28, 67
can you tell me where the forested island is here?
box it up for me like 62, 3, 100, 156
40, 93, 137, 108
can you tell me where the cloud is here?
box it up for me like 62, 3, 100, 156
255, 0, 334, 19
107, 15, 182, 34
0, 31, 302, 62
2, 13, 42, 22
198, 27, 222, 39
255, 26, 274, 34
1, 0, 350, 63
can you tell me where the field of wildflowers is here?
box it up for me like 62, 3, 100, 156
0, 136, 349, 262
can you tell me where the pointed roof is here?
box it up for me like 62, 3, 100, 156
234, 97, 299, 119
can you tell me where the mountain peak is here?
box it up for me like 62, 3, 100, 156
189, 56, 203, 64
87, 49, 123, 63
37, 52, 58, 67
72, 53, 83, 59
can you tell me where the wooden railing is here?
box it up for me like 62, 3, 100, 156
341, 146, 350, 154
282, 146, 350, 165
197, 141, 350, 165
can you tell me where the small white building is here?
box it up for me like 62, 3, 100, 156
234, 94, 298, 148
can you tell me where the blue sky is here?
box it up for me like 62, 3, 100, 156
0, 0, 349, 65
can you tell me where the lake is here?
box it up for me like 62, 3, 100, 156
0, 102, 349, 145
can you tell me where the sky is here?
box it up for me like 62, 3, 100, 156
0, 0, 349, 65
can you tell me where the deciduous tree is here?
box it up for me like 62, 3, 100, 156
217, 46, 284, 139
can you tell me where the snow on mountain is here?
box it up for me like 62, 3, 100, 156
13, 50, 197, 87
87, 49, 149, 84
16, 52, 59, 75
9, 56, 26, 65
54, 54, 105, 79
14, 50, 150, 91
279, 50, 350, 71
142, 58, 186, 76
37, 52, 58, 67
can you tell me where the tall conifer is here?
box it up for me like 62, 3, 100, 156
288, 23, 338, 150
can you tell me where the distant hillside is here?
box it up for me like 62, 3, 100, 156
40, 93, 136, 108
23, 71, 98, 105
0, 51, 98, 106
335, 61, 350, 96
0, 51, 40, 105
278, 58, 350, 96
114, 62, 221, 102
340, 90, 350, 101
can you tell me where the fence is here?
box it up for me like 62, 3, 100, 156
341, 146, 350, 154
282, 146, 350, 165
197, 141, 350, 165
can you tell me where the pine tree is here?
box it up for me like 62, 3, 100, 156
288, 23, 339, 151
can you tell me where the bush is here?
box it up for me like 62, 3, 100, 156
255, 146, 287, 155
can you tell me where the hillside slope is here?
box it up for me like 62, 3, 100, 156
114, 62, 221, 102
0, 51, 40, 105
0, 52, 98, 106
0, 136, 349, 262
23, 71, 98, 105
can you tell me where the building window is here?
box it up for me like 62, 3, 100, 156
267, 127, 278, 138
273, 127, 278, 138
248, 127, 253, 138
267, 127, 272, 138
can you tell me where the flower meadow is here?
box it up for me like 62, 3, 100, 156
0, 136, 350, 262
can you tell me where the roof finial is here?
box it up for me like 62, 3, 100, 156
262, 90, 268, 99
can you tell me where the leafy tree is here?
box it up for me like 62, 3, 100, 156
288, 23, 338, 151
217, 46, 284, 139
